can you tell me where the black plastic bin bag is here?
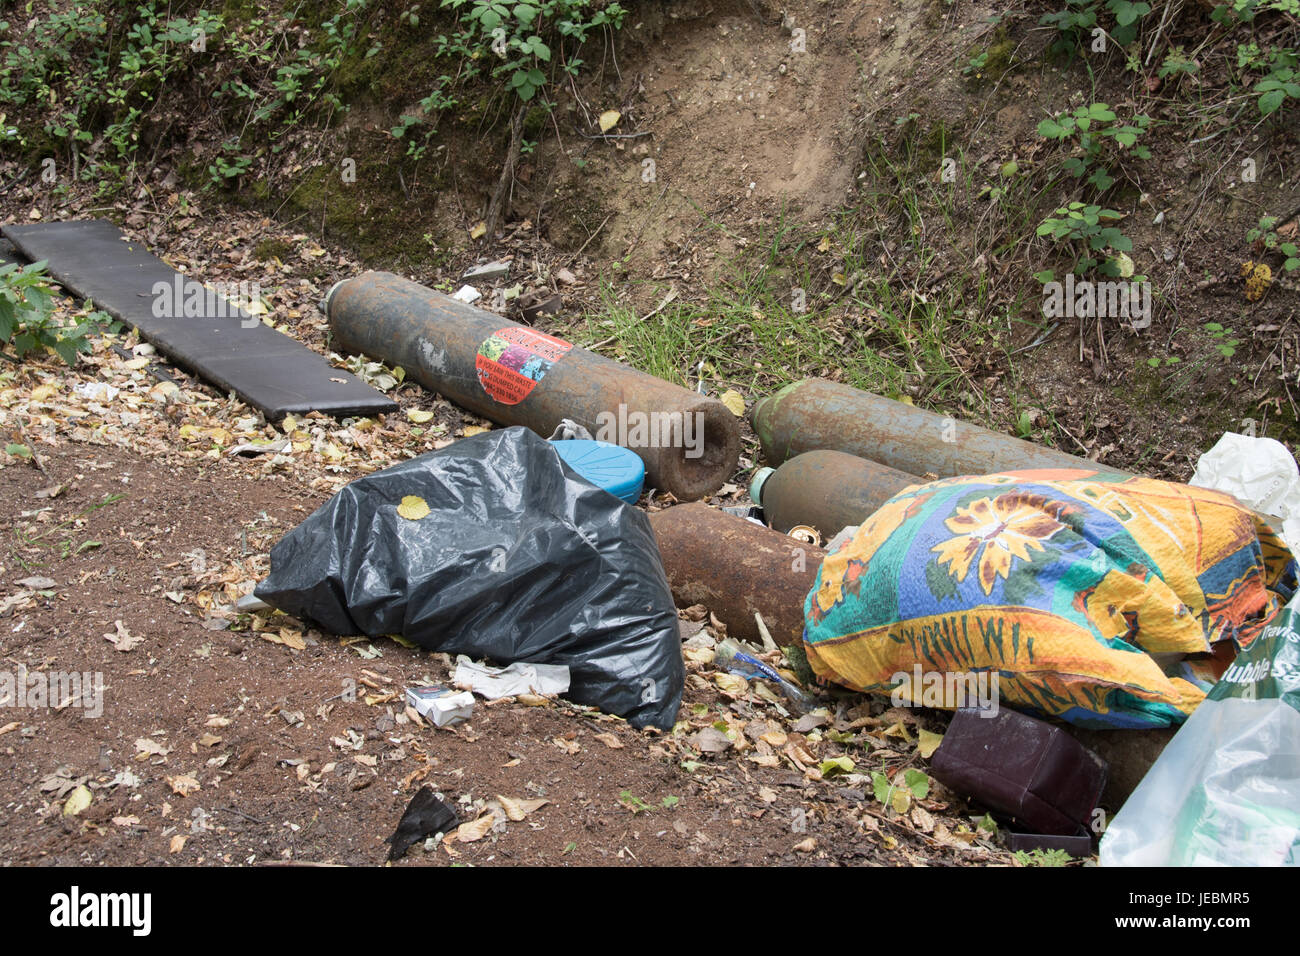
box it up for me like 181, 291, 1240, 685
256, 426, 683, 729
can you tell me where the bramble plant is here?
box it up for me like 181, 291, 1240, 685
1040, 1, 1153, 54
1036, 202, 1132, 276
425, 0, 628, 234
0, 262, 97, 366
1036, 103, 1151, 193
1209, 3, 1300, 115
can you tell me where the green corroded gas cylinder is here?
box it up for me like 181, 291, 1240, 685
749, 449, 919, 538
750, 378, 1112, 478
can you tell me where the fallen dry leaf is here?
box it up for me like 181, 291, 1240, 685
63, 785, 92, 817
167, 774, 201, 797
713, 673, 748, 698
719, 389, 746, 417
397, 495, 430, 520
262, 628, 306, 651
918, 728, 943, 759
103, 620, 142, 652
134, 737, 170, 757
498, 795, 548, 822
593, 732, 624, 750
455, 814, 496, 843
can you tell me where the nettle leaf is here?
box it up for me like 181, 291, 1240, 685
1036, 118, 1067, 139
11, 331, 36, 357
1260, 88, 1286, 115
50, 337, 82, 367
23, 284, 51, 314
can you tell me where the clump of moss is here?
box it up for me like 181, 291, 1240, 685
783, 642, 816, 690
254, 237, 293, 262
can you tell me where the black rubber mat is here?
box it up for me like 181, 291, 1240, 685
2, 220, 396, 420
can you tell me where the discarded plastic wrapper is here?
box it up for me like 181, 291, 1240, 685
714, 639, 816, 711
1190, 430, 1300, 554
453, 656, 571, 700
255, 427, 684, 729
405, 686, 475, 727
386, 786, 459, 861
1100, 589, 1300, 867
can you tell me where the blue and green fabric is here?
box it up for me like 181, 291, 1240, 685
803, 468, 1297, 729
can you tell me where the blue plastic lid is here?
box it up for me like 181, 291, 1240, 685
551, 439, 645, 504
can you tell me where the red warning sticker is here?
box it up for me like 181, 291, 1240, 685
475, 326, 574, 405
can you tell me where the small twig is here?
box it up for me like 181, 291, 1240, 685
577, 130, 653, 140
568, 211, 614, 261
218, 806, 270, 825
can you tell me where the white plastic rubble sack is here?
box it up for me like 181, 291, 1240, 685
1100, 591, 1300, 866
1191, 431, 1300, 554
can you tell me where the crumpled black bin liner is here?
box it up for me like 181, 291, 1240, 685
255, 426, 683, 729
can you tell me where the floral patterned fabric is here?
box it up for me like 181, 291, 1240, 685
803, 469, 1297, 728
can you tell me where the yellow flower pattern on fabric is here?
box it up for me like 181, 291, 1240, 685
931, 492, 1066, 594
